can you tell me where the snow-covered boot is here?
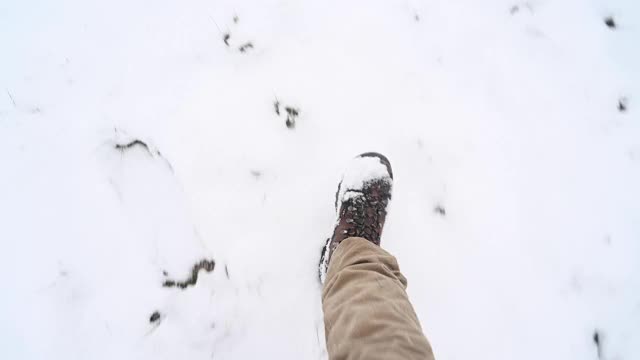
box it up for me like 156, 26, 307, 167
319, 152, 393, 283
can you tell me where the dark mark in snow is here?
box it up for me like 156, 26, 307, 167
113, 137, 173, 172
434, 205, 446, 216
618, 97, 628, 113
274, 100, 281, 116
6, 90, 16, 108
114, 139, 153, 155
510, 3, 533, 15
233, 15, 239, 24
274, 100, 300, 129
162, 270, 168, 276
604, 16, 616, 29
285, 119, 295, 128
239, 42, 254, 52
114, 139, 167, 160
163, 259, 215, 290
250, 170, 262, 179
334, 181, 342, 209
284, 106, 298, 116
149, 311, 161, 323
414, 14, 420, 22
319, 240, 330, 282
223, 33, 231, 46
225, 265, 230, 279
593, 330, 603, 359
285, 106, 299, 129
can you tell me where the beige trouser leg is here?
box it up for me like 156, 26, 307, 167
322, 237, 435, 360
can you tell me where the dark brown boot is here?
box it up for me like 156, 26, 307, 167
319, 152, 393, 283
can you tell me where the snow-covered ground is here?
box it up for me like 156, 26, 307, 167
1, 0, 639, 359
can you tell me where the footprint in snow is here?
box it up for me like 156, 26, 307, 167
618, 97, 628, 113
273, 99, 300, 129
604, 16, 617, 29
221, 15, 255, 54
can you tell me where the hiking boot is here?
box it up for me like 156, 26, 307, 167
319, 152, 393, 283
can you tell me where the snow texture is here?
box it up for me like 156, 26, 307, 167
1, 0, 639, 359
338, 155, 392, 202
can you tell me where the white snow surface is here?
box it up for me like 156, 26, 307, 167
338, 154, 392, 201
1, 0, 639, 359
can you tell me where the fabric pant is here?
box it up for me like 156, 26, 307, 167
322, 237, 435, 360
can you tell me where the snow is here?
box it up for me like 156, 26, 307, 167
1, 0, 639, 359
338, 154, 392, 201
339, 156, 391, 192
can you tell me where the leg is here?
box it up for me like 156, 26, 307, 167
322, 237, 434, 360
